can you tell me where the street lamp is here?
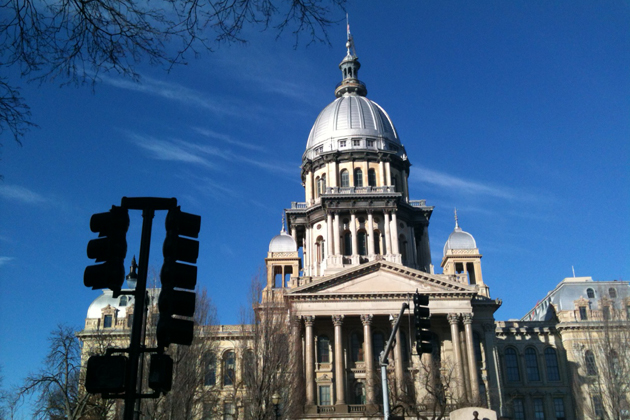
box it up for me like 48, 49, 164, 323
271, 392, 281, 420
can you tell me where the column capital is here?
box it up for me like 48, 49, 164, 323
360, 314, 373, 326
332, 314, 344, 326
447, 313, 460, 325
304, 315, 315, 327
462, 313, 474, 325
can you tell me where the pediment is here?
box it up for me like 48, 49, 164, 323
288, 260, 475, 297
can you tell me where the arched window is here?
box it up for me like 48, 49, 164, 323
505, 348, 520, 382
373, 332, 385, 361
373, 230, 381, 254
317, 336, 330, 363
585, 350, 597, 376
609, 287, 617, 298
368, 169, 377, 187
343, 231, 352, 256
399, 234, 407, 263
354, 168, 363, 187
223, 351, 235, 386
357, 230, 367, 256
315, 176, 321, 198
587, 288, 595, 299
524, 347, 540, 381
316, 236, 325, 264
119, 296, 127, 307
321, 174, 326, 194
351, 331, 364, 362
544, 347, 560, 381
340, 170, 350, 188
204, 353, 216, 386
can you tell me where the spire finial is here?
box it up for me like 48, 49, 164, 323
454, 208, 460, 229
335, 15, 366, 98
346, 14, 356, 57
281, 213, 286, 233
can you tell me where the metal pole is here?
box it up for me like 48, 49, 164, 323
379, 303, 409, 420
124, 208, 155, 420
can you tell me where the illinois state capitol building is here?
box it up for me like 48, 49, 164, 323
79, 34, 630, 420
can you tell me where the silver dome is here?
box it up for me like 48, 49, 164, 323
304, 94, 400, 160
269, 230, 297, 253
443, 227, 477, 256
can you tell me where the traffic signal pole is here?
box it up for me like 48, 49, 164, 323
379, 302, 409, 420
119, 198, 177, 420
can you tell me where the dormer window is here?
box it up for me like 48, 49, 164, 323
315, 146, 323, 155
339, 140, 347, 148
352, 139, 361, 147
586, 288, 595, 299
119, 296, 127, 307
103, 315, 113, 328
366, 139, 375, 147
609, 287, 617, 298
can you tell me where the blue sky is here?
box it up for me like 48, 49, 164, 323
1, 0, 629, 407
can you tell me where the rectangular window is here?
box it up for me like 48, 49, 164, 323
352, 139, 361, 147
103, 315, 113, 328
339, 140, 346, 147
366, 139, 375, 147
315, 146, 323, 155
533, 398, 545, 419
513, 398, 525, 420
579, 306, 588, 320
592, 395, 604, 418
553, 397, 566, 420
319, 385, 331, 406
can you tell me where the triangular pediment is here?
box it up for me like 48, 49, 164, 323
288, 260, 475, 297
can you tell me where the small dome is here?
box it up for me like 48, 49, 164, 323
269, 230, 297, 253
443, 227, 477, 256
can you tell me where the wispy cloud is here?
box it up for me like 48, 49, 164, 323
0, 256, 15, 267
101, 75, 241, 118
411, 167, 530, 201
193, 127, 266, 152
127, 133, 216, 168
0, 184, 48, 205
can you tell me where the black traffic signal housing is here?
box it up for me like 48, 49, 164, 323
414, 291, 432, 355
149, 353, 174, 395
84, 206, 130, 295
157, 206, 201, 347
85, 355, 127, 395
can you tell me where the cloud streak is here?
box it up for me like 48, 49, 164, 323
0, 256, 15, 267
0, 184, 48, 205
101, 75, 241, 118
411, 167, 529, 201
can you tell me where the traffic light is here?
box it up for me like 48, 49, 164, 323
148, 353, 174, 394
85, 355, 127, 394
157, 206, 201, 347
84, 206, 130, 295
414, 291, 432, 355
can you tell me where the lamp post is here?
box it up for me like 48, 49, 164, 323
271, 392, 281, 420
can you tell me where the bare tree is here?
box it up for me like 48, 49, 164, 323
572, 306, 630, 420
143, 288, 221, 420
0, 0, 346, 144
18, 324, 114, 420
238, 274, 303, 420
391, 357, 473, 420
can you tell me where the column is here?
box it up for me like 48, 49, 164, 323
383, 211, 391, 256
385, 161, 391, 187
361, 314, 375, 404
350, 212, 358, 257
331, 160, 338, 187
367, 211, 375, 256
332, 315, 346, 405
305, 227, 312, 276
391, 211, 400, 255
402, 170, 409, 202
334, 213, 341, 256
327, 212, 334, 256
291, 226, 297, 243
463, 313, 480, 402
447, 313, 467, 401
391, 315, 404, 396
379, 161, 385, 186
304, 316, 315, 406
